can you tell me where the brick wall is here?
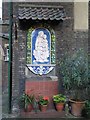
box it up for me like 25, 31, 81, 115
2, 24, 9, 94
2, 2, 74, 111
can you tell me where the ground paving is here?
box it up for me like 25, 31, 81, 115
2, 109, 85, 119
19, 109, 77, 118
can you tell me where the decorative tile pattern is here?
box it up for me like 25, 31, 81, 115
27, 26, 56, 75
27, 65, 54, 75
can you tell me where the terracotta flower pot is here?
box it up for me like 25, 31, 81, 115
25, 104, 33, 112
39, 105, 48, 112
55, 103, 64, 112
69, 99, 86, 117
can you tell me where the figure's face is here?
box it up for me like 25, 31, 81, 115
38, 31, 44, 37
44, 35, 47, 39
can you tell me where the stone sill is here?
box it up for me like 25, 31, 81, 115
26, 76, 58, 81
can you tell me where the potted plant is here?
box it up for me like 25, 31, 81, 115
58, 48, 89, 116
53, 94, 66, 111
38, 96, 49, 112
21, 93, 35, 112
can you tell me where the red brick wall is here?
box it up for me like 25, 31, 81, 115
25, 80, 58, 109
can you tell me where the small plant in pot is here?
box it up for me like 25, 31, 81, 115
21, 93, 35, 112
58, 48, 89, 116
38, 96, 49, 112
53, 94, 66, 111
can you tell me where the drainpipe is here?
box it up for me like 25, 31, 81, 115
8, 1, 13, 114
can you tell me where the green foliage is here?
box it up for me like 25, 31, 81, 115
38, 96, 49, 106
58, 48, 89, 100
21, 93, 35, 109
53, 94, 66, 103
85, 100, 90, 110
84, 100, 90, 118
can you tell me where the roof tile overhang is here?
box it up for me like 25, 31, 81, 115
18, 5, 67, 21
